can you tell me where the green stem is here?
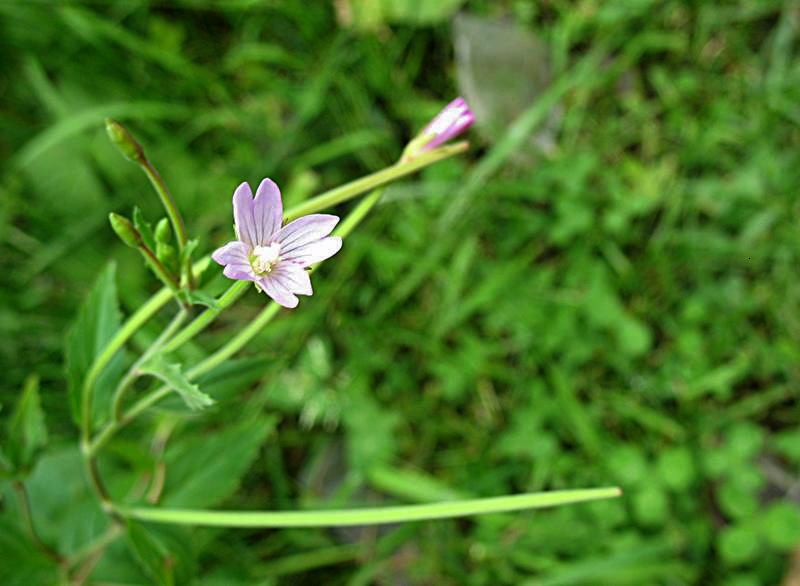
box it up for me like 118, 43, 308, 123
332, 188, 383, 239
117, 488, 622, 528
283, 141, 467, 221
141, 160, 187, 251
126, 302, 282, 423
139, 243, 181, 298
141, 159, 194, 289
111, 308, 188, 421
80, 288, 172, 445
66, 524, 123, 569
162, 280, 250, 353
78, 257, 210, 445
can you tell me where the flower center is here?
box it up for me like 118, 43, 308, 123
250, 243, 281, 275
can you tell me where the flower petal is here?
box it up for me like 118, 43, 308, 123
280, 236, 342, 267
274, 214, 339, 254
211, 240, 250, 266
420, 96, 475, 151
224, 266, 257, 281
232, 182, 258, 246
253, 178, 283, 244
272, 264, 313, 296
260, 276, 299, 308
212, 240, 257, 281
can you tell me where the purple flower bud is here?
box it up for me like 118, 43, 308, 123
419, 97, 475, 151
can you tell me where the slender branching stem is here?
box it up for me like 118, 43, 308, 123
111, 308, 189, 421
87, 187, 387, 457
162, 279, 250, 354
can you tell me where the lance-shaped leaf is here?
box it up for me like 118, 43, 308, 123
6, 375, 48, 474
65, 263, 124, 425
139, 355, 214, 411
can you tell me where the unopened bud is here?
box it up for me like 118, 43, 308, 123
105, 118, 145, 163
157, 242, 178, 274
402, 97, 474, 161
109, 213, 142, 248
155, 217, 172, 244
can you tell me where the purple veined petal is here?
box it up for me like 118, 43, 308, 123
260, 275, 299, 308
232, 182, 258, 247
211, 240, 251, 266
271, 264, 313, 296
212, 240, 257, 280
253, 178, 283, 244
274, 214, 339, 253
224, 266, 258, 281
280, 236, 342, 267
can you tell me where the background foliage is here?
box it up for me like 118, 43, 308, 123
1, 0, 799, 584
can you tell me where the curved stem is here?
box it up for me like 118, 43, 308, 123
142, 160, 187, 251
79, 287, 173, 445
117, 488, 622, 528
140, 158, 194, 290
111, 308, 188, 421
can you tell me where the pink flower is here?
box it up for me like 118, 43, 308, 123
212, 179, 342, 308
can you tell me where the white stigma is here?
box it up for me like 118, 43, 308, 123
251, 243, 281, 275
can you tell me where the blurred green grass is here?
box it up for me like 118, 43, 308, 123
1, 0, 799, 584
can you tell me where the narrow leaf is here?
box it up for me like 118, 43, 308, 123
133, 206, 156, 252
183, 289, 220, 310
138, 355, 213, 411
65, 263, 124, 424
125, 520, 173, 586
0, 519, 60, 586
6, 375, 48, 473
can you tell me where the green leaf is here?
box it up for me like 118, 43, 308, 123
179, 238, 199, 270
160, 416, 275, 508
133, 206, 156, 252
125, 520, 174, 586
6, 375, 47, 473
183, 289, 220, 310
0, 519, 60, 586
65, 263, 124, 424
13, 447, 108, 557
138, 354, 213, 411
